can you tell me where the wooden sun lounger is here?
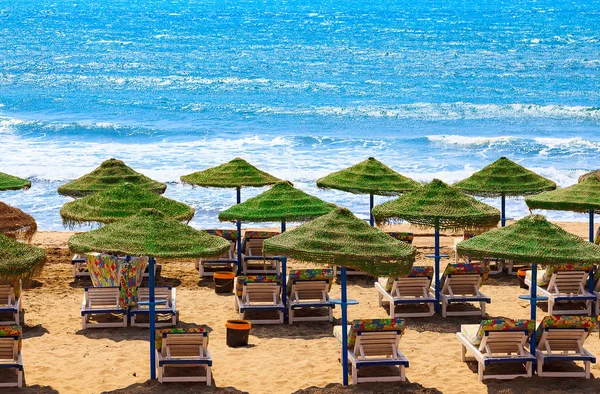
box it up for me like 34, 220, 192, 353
438, 274, 490, 318
536, 322, 596, 378
0, 285, 22, 326
0, 335, 23, 388
156, 331, 212, 384
457, 323, 535, 380
525, 270, 594, 316
81, 287, 127, 329
375, 277, 436, 318
235, 282, 284, 324
287, 277, 334, 324
130, 287, 178, 328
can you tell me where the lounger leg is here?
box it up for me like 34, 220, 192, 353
288, 307, 293, 325
82, 315, 87, 330
460, 344, 466, 362
548, 300, 553, 316
526, 361, 532, 377
351, 362, 357, 385
442, 301, 447, 318
279, 310, 284, 324
585, 361, 590, 379
206, 365, 212, 386
377, 292, 382, 306
478, 362, 484, 381
537, 358, 543, 377
328, 306, 333, 323
480, 301, 486, 317
17, 369, 22, 388
400, 365, 406, 381
15, 310, 20, 326
122, 313, 128, 328
389, 302, 395, 317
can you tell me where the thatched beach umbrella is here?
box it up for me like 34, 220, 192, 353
526, 175, 600, 242
316, 157, 420, 226
454, 157, 556, 226
372, 179, 500, 310
0, 234, 46, 284
181, 157, 281, 266
0, 172, 31, 191
264, 207, 415, 385
58, 158, 167, 198
60, 183, 195, 227
68, 209, 230, 380
0, 202, 37, 242
456, 215, 600, 357
218, 181, 337, 232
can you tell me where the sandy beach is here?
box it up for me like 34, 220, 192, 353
3, 221, 598, 394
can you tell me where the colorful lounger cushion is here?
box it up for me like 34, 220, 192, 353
347, 318, 406, 348
204, 229, 239, 242
537, 262, 593, 287
461, 318, 535, 346
236, 275, 281, 297
595, 227, 600, 245
441, 262, 488, 287
155, 327, 205, 351
386, 232, 414, 244
287, 269, 334, 292
385, 266, 433, 291
0, 325, 22, 351
243, 231, 279, 241
535, 315, 597, 343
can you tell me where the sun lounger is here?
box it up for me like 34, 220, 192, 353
525, 263, 595, 316
241, 231, 280, 275
0, 284, 22, 325
456, 318, 536, 380
155, 328, 212, 384
0, 325, 23, 388
535, 316, 597, 378
375, 266, 436, 318
287, 269, 334, 324
130, 287, 178, 328
437, 263, 491, 318
197, 229, 238, 277
234, 275, 284, 324
333, 318, 409, 384
81, 286, 128, 329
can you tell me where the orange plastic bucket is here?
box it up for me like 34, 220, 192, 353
517, 268, 528, 289
226, 319, 252, 347
214, 271, 235, 294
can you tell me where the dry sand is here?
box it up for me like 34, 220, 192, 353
7, 221, 600, 394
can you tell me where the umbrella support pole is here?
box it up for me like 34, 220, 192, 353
589, 209, 595, 243
369, 193, 374, 227
518, 265, 546, 365
236, 187, 242, 274
341, 266, 349, 385
589, 210, 596, 312
149, 256, 157, 380
501, 193, 506, 227
281, 257, 287, 322
425, 224, 449, 314
281, 220, 286, 233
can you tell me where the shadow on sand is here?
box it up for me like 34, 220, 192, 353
101, 380, 248, 394
292, 382, 442, 394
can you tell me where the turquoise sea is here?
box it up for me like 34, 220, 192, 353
1, 0, 599, 229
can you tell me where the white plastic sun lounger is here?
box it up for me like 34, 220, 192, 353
130, 287, 178, 328
0, 285, 22, 325
287, 270, 334, 324
234, 277, 284, 324
81, 287, 127, 329
0, 331, 23, 388
156, 330, 212, 384
375, 276, 436, 318
525, 269, 594, 316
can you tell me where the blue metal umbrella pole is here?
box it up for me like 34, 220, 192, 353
340, 265, 349, 386
236, 187, 242, 273
588, 210, 595, 306
369, 193, 374, 226
589, 209, 595, 243
148, 256, 157, 380
434, 225, 441, 313
501, 193, 506, 227
281, 220, 286, 233
529, 263, 538, 358
281, 257, 287, 322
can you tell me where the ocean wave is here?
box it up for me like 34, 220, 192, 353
427, 135, 600, 154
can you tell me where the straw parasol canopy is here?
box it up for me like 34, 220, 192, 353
525, 176, 600, 214
69, 209, 230, 258
60, 183, 195, 227
456, 214, 600, 265
0, 172, 31, 191
181, 157, 281, 188
218, 181, 336, 224
454, 157, 556, 197
316, 157, 420, 196
264, 207, 416, 277
58, 158, 167, 197
372, 179, 500, 230
0, 234, 46, 282
579, 170, 600, 183
0, 202, 37, 241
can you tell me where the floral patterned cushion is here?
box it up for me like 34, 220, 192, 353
155, 327, 205, 351
205, 229, 239, 242
287, 269, 334, 292
347, 318, 406, 348
536, 315, 597, 344
595, 227, 600, 245
0, 325, 22, 352
538, 263, 593, 287
385, 232, 414, 244
441, 263, 488, 287
243, 231, 279, 240
461, 319, 535, 346
236, 275, 280, 297
384, 266, 433, 291
118, 257, 148, 307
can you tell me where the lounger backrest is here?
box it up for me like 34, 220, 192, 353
385, 232, 414, 244
390, 277, 431, 298
468, 319, 534, 346
0, 285, 15, 306
537, 263, 593, 287
137, 287, 173, 307
235, 275, 280, 297
547, 271, 589, 295
155, 327, 206, 353
162, 333, 208, 358
385, 265, 433, 292
242, 283, 281, 304
0, 325, 22, 354
347, 318, 405, 348
85, 287, 121, 308
440, 263, 488, 290
242, 231, 279, 256
287, 269, 334, 293
535, 316, 597, 345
